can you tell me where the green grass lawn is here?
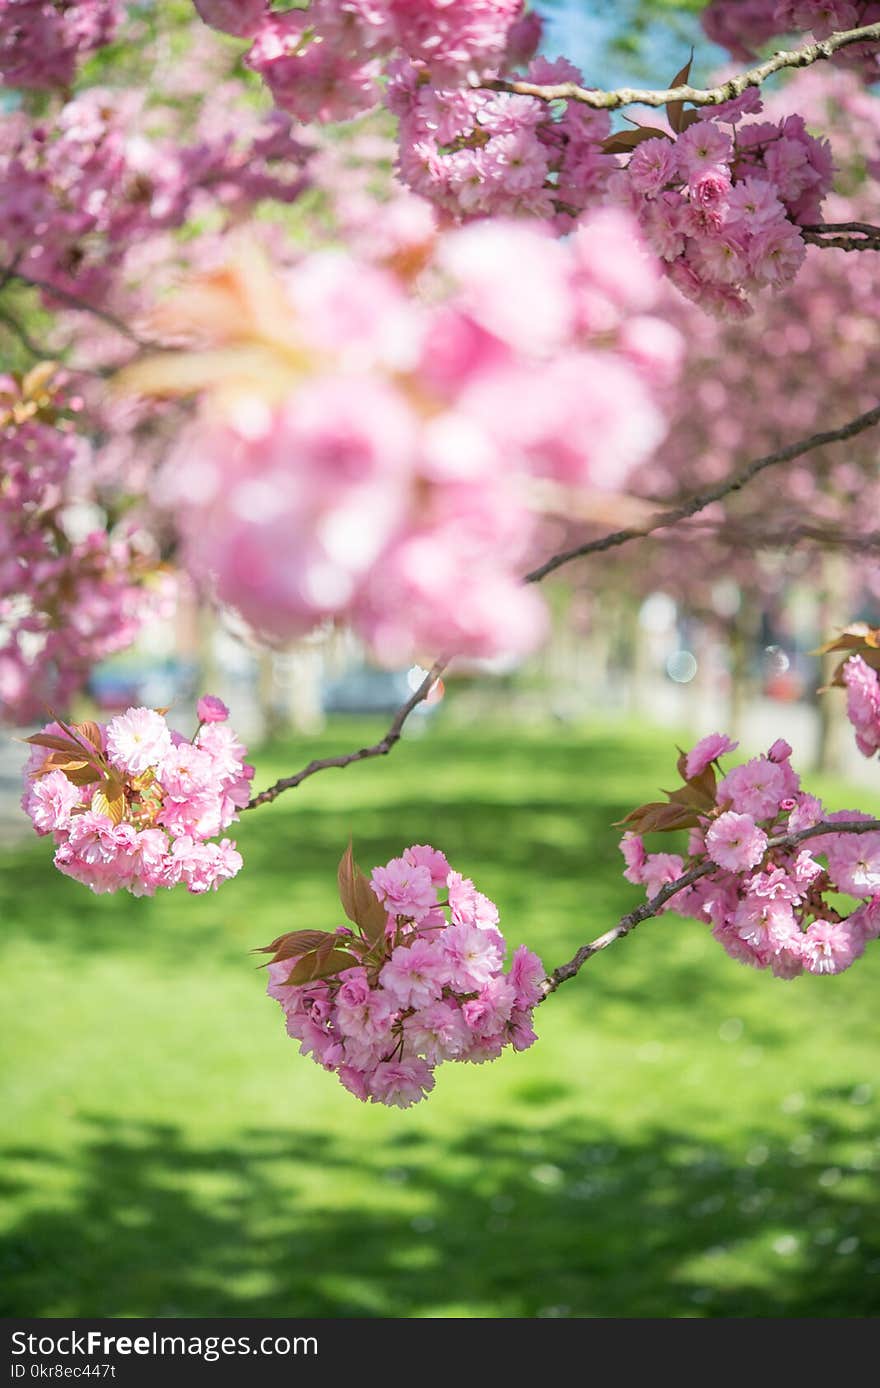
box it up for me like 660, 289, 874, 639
2, 715, 879, 1318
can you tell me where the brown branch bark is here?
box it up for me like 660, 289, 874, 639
0, 304, 113, 377
8, 272, 160, 351
247, 402, 880, 809
481, 22, 880, 110
679, 519, 880, 554
540, 818, 880, 999
524, 401, 880, 582
802, 222, 880, 253
244, 660, 447, 810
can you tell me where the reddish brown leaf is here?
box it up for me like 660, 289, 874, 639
667, 51, 694, 134
615, 800, 700, 833
602, 126, 670, 155
815, 625, 880, 686
816, 624, 880, 655
72, 720, 104, 752
24, 733, 81, 754
33, 751, 101, 785
256, 929, 334, 965
338, 840, 359, 924
285, 947, 360, 986
338, 839, 387, 943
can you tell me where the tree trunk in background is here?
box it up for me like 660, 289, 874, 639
727, 601, 759, 739
813, 552, 849, 775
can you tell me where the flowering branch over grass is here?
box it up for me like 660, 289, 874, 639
245, 661, 447, 811
541, 818, 880, 999
482, 22, 880, 111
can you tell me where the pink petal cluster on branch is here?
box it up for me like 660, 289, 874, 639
390, 53, 613, 231
618, 735, 880, 980
0, 85, 311, 307
0, 370, 162, 725
614, 96, 834, 317
196, 0, 531, 116
703, 1, 880, 81
0, 0, 122, 90
195, 3, 878, 314
21, 700, 253, 896
262, 842, 544, 1108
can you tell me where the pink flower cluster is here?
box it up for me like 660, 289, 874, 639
612, 97, 833, 317
702, 1, 880, 81
265, 844, 544, 1108
390, 53, 613, 228
621, 733, 880, 979
193, 0, 530, 123
0, 86, 310, 304
0, 384, 158, 725
146, 210, 677, 664
842, 655, 880, 757
21, 700, 252, 896
0, 0, 121, 90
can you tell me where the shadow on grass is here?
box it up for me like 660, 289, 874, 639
2, 1104, 878, 1318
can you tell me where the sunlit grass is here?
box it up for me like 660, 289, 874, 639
1, 716, 879, 1317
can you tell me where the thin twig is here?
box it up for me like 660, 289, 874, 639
803, 226, 880, 252
678, 520, 880, 554
244, 660, 447, 810
247, 402, 880, 811
8, 272, 160, 351
524, 401, 880, 582
540, 818, 880, 998
0, 305, 56, 362
481, 22, 880, 110
801, 221, 880, 237
0, 304, 113, 377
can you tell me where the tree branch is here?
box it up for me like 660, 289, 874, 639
524, 401, 880, 583
247, 402, 880, 810
7, 272, 160, 351
0, 305, 57, 363
481, 22, 880, 110
0, 304, 113, 378
802, 222, 880, 253
244, 660, 447, 810
678, 518, 880, 554
540, 818, 880, 999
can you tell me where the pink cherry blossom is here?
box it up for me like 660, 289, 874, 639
197, 695, 230, 724
265, 844, 544, 1106
706, 812, 769, 872
371, 858, 437, 921
379, 938, 446, 1009
685, 733, 739, 779
621, 736, 880, 984
105, 708, 173, 777
23, 703, 251, 898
